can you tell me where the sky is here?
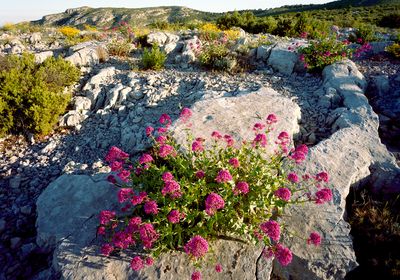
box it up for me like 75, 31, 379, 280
1, 0, 333, 25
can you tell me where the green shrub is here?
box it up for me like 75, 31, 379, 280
386, 43, 400, 59
378, 14, 400, 28
198, 43, 233, 71
0, 53, 80, 136
107, 39, 132, 57
141, 45, 167, 70
298, 38, 353, 72
354, 23, 377, 43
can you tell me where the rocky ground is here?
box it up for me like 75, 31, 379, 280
0, 29, 399, 279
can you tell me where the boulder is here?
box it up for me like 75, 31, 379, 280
172, 87, 301, 155
29, 33, 42, 44
256, 44, 274, 61
147, 32, 179, 47
34, 51, 53, 64
59, 111, 89, 127
73, 96, 92, 111
267, 43, 299, 75
65, 41, 108, 66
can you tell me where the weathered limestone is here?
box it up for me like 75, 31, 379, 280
65, 41, 108, 66
172, 87, 302, 155
267, 43, 299, 75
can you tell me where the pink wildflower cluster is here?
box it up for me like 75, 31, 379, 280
315, 171, 329, 183
260, 220, 281, 241
228, 158, 240, 168
112, 230, 135, 249
144, 200, 158, 215
158, 144, 175, 158
118, 188, 134, 203
287, 172, 299, 183
253, 133, 267, 147
139, 153, 153, 165
139, 223, 159, 249
184, 235, 209, 259
180, 107, 193, 123
100, 210, 116, 226
307, 232, 322, 246
167, 209, 184, 224
105, 146, 129, 163
233, 181, 249, 196
131, 192, 148, 205
161, 180, 182, 199
289, 144, 308, 164
266, 113, 278, 125
130, 256, 154, 271
192, 138, 205, 152
274, 188, 291, 201
195, 170, 205, 179
191, 271, 202, 280
205, 193, 225, 216
215, 169, 232, 183
315, 188, 333, 204
262, 244, 293, 266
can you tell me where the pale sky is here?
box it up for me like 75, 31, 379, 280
1, 0, 332, 25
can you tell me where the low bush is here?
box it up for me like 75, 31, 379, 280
386, 43, 400, 59
59, 26, 81, 38
198, 42, 233, 71
107, 39, 132, 57
0, 53, 80, 136
298, 38, 353, 72
141, 45, 167, 70
98, 109, 333, 279
378, 14, 400, 29
199, 23, 221, 42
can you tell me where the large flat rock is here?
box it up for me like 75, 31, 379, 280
172, 87, 302, 154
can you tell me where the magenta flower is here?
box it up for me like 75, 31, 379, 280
253, 133, 267, 147
253, 122, 266, 131
205, 193, 225, 216
157, 127, 168, 135
100, 210, 115, 225
110, 161, 123, 172
159, 113, 172, 126
117, 169, 131, 182
156, 135, 167, 144
130, 256, 144, 271
229, 158, 240, 168
215, 263, 223, 273
139, 153, 153, 165
287, 172, 299, 183
215, 169, 232, 183
162, 172, 174, 182
113, 230, 135, 249
101, 244, 114, 256
307, 232, 322, 246
139, 223, 159, 249
144, 200, 158, 215
315, 188, 333, 204
211, 131, 222, 139
192, 140, 204, 152
118, 188, 134, 203
275, 244, 292, 266
224, 134, 234, 146
97, 226, 105, 235
161, 180, 182, 198
233, 181, 250, 195
159, 144, 174, 158
266, 113, 278, 125
195, 170, 205, 179
128, 216, 142, 232
277, 131, 290, 143
105, 146, 129, 163
260, 220, 281, 241
274, 188, 291, 201
167, 209, 181, 224
289, 144, 308, 164
145, 257, 154, 266
315, 172, 329, 183
131, 192, 147, 206
180, 107, 192, 123
191, 271, 202, 280
145, 126, 154, 137
184, 235, 209, 258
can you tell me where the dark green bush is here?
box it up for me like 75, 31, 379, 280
141, 45, 167, 70
198, 43, 236, 71
0, 53, 80, 136
378, 13, 400, 28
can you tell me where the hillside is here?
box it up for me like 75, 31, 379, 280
33, 0, 400, 28
35, 6, 218, 27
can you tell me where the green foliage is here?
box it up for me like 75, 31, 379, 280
354, 23, 377, 42
141, 45, 167, 70
107, 39, 132, 57
0, 53, 80, 136
298, 38, 353, 72
198, 43, 233, 71
386, 43, 400, 58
